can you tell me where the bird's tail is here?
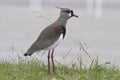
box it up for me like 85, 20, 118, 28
24, 41, 41, 56
24, 51, 33, 56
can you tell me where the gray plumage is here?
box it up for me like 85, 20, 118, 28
24, 8, 78, 56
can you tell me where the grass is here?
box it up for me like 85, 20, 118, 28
1, 42, 120, 80
0, 58, 120, 80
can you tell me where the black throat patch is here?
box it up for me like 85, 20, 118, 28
61, 25, 66, 39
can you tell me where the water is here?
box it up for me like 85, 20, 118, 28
0, 4, 120, 66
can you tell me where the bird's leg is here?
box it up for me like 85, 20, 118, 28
51, 49, 55, 74
48, 50, 51, 74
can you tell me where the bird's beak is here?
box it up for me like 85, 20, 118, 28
71, 13, 78, 18
69, 10, 78, 18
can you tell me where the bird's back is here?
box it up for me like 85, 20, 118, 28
24, 23, 65, 56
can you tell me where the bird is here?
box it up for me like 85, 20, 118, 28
24, 7, 78, 74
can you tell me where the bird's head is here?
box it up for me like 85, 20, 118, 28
57, 7, 78, 19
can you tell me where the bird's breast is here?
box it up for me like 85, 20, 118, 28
45, 34, 63, 50
53, 26, 62, 35
53, 26, 66, 39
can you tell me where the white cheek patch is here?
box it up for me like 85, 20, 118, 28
68, 13, 71, 17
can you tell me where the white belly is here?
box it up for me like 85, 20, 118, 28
46, 34, 63, 50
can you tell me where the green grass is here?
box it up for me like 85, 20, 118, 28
0, 58, 120, 80
1, 42, 120, 80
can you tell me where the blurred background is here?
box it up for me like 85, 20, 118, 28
0, 0, 120, 66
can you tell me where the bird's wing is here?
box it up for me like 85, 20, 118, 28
37, 25, 62, 49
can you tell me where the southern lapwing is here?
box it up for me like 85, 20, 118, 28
24, 8, 78, 74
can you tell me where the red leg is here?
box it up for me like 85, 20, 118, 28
51, 49, 55, 74
48, 50, 51, 74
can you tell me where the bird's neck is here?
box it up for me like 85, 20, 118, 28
56, 15, 69, 26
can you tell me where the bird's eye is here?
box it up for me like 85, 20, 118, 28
65, 10, 71, 13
